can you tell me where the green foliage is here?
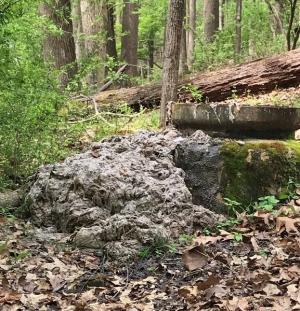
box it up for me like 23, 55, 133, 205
194, 0, 285, 70
178, 234, 194, 246
216, 218, 241, 231
0, 1, 66, 190
223, 197, 243, 215
278, 178, 300, 201
181, 84, 203, 102
233, 232, 243, 242
13, 249, 31, 262
255, 195, 279, 212
139, 237, 177, 259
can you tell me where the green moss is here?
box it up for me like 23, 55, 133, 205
220, 140, 300, 205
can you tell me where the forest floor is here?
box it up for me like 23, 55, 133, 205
0, 200, 300, 311
1, 86, 300, 310
215, 86, 300, 107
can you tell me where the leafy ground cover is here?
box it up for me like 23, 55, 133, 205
1, 192, 300, 310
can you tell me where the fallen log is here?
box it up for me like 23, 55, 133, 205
95, 48, 300, 110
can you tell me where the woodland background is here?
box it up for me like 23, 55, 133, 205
0, 0, 299, 191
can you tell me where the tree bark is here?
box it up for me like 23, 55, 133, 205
204, 0, 219, 43
235, 0, 242, 59
179, 0, 188, 76
186, 0, 196, 70
121, 0, 139, 77
265, 0, 284, 36
106, 2, 118, 60
147, 30, 155, 75
219, 0, 225, 30
71, 0, 85, 61
40, 0, 77, 88
95, 48, 300, 110
80, 0, 107, 87
286, 0, 300, 50
160, 0, 185, 128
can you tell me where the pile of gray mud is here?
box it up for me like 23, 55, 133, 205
28, 129, 223, 261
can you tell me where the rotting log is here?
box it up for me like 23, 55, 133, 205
95, 48, 300, 110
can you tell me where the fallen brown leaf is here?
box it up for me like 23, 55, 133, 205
182, 245, 208, 271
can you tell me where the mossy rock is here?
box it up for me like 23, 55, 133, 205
175, 137, 300, 212
221, 140, 300, 205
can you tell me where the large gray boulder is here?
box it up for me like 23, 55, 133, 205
27, 130, 222, 261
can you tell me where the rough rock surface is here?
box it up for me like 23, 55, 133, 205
27, 130, 223, 261
174, 131, 224, 213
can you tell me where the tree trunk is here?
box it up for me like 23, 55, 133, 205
235, 0, 242, 59
95, 48, 300, 110
71, 0, 85, 61
219, 0, 225, 30
287, 0, 300, 51
147, 30, 155, 75
186, 0, 196, 70
106, 2, 118, 60
265, 0, 284, 36
121, 0, 139, 77
40, 0, 76, 88
179, 0, 188, 76
160, 0, 185, 128
80, 0, 107, 87
204, 0, 219, 43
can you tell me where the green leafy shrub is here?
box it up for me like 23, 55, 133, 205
0, 1, 66, 190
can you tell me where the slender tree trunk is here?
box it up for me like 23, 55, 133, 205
179, 25, 188, 76
40, 0, 76, 88
71, 0, 84, 61
160, 0, 184, 128
265, 0, 284, 37
186, 0, 196, 70
179, 0, 188, 76
219, 0, 225, 30
147, 30, 155, 75
204, 0, 219, 43
106, 2, 118, 60
287, 0, 300, 50
121, 0, 139, 77
235, 0, 242, 59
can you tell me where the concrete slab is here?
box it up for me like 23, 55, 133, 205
171, 103, 300, 137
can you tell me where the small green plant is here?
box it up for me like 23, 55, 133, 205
13, 250, 31, 262
0, 206, 16, 219
258, 248, 269, 257
138, 237, 177, 259
203, 228, 212, 236
233, 232, 243, 242
179, 234, 194, 246
278, 178, 300, 201
255, 195, 279, 212
216, 218, 241, 231
224, 198, 243, 215
182, 84, 203, 102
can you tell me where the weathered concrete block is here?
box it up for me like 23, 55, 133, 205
171, 103, 300, 137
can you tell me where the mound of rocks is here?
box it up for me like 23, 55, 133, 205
27, 129, 223, 261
